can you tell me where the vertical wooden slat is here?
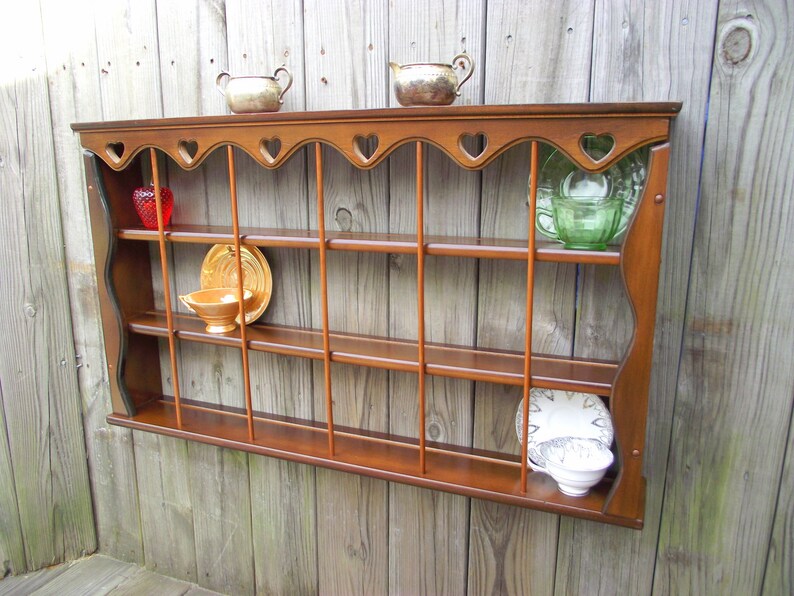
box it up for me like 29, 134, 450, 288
415, 141, 427, 473
226, 146, 255, 442
222, 2, 316, 593
520, 141, 539, 492
150, 148, 182, 428
469, 3, 593, 594
315, 143, 335, 456
304, 3, 389, 592
555, 2, 720, 595
654, 1, 794, 593
387, 3, 483, 593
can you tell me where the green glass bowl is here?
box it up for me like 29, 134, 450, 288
536, 196, 624, 250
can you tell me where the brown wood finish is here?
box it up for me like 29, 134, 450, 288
74, 104, 678, 527
85, 154, 162, 415
520, 141, 540, 492
71, 104, 679, 173
106, 399, 640, 528
605, 143, 670, 520
127, 311, 617, 393
415, 141, 427, 473
150, 149, 183, 428
116, 225, 622, 264
225, 147, 254, 441
314, 143, 335, 456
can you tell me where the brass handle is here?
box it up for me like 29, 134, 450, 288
273, 66, 293, 104
215, 71, 230, 97
451, 52, 474, 96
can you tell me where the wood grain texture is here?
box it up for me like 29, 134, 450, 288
303, 0, 390, 592
0, 0, 95, 572
556, 2, 720, 594
39, 0, 144, 564
19, 1, 794, 594
654, 1, 794, 593
468, 3, 595, 593
133, 433, 197, 583
0, 383, 25, 577
386, 2, 485, 592
223, 1, 318, 593
91, 0, 198, 580
763, 408, 794, 595
155, 3, 256, 593
29, 556, 139, 596
0, 555, 226, 596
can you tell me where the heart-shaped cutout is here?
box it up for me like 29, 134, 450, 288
353, 134, 379, 162
106, 142, 125, 163
579, 134, 615, 163
178, 139, 199, 164
260, 137, 282, 163
458, 133, 488, 160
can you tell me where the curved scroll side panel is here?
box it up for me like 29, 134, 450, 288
84, 153, 163, 416
76, 112, 672, 173
84, 153, 134, 415
605, 143, 671, 522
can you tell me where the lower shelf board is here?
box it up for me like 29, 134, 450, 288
107, 398, 642, 528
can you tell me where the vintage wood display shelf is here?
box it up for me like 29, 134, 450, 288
72, 103, 680, 528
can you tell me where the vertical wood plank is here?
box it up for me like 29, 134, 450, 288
556, 2, 720, 594
763, 414, 794, 595
653, 1, 794, 593
223, 1, 318, 593
386, 2, 484, 593
91, 0, 198, 582
0, 0, 96, 572
39, 0, 144, 564
468, 3, 594, 594
154, 3, 256, 594
0, 384, 26, 576
303, 0, 390, 593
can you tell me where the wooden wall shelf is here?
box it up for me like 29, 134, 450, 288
73, 103, 679, 528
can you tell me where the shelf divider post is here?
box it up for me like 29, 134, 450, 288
520, 140, 539, 492
227, 146, 255, 442
416, 141, 427, 474
315, 143, 336, 456
150, 148, 183, 428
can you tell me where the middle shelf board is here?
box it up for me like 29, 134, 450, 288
129, 312, 618, 394
117, 224, 621, 265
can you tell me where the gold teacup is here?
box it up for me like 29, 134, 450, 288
179, 288, 253, 334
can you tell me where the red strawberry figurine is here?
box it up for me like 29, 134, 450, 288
132, 185, 174, 229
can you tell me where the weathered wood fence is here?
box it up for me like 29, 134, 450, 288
1, 0, 792, 594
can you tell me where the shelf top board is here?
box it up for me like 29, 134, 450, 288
72, 102, 682, 172
71, 102, 682, 132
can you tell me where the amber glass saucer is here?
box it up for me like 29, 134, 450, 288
200, 244, 272, 324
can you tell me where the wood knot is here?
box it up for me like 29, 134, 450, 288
334, 207, 353, 231
719, 17, 756, 67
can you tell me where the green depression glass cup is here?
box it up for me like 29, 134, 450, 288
536, 196, 624, 250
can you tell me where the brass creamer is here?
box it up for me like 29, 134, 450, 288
389, 53, 474, 106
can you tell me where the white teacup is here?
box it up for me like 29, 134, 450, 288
538, 437, 614, 497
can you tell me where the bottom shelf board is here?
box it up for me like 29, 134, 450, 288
107, 399, 642, 528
